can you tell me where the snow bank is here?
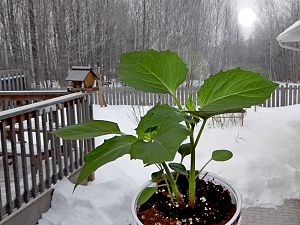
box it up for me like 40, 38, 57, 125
38, 165, 136, 225
194, 105, 300, 207
38, 104, 300, 225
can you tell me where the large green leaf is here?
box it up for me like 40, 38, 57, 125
53, 120, 122, 140
198, 68, 278, 112
136, 104, 185, 140
131, 124, 188, 164
75, 135, 137, 187
118, 50, 188, 94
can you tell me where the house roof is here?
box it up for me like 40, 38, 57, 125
66, 66, 100, 81
71, 66, 93, 71
277, 20, 300, 43
277, 20, 300, 52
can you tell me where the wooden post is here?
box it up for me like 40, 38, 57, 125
285, 83, 289, 106
96, 67, 105, 107
98, 80, 104, 107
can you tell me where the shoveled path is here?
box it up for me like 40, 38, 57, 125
242, 199, 300, 225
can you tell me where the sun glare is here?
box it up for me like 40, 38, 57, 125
238, 8, 257, 27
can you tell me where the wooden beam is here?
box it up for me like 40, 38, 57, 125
0, 90, 68, 101
0, 92, 86, 120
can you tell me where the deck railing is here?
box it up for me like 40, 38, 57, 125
0, 90, 69, 111
97, 84, 300, 107
0, 70, 28, 111
0, 92, 94, 220
0, 70, 27, 91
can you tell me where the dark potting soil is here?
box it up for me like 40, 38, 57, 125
137, 174, 236, 225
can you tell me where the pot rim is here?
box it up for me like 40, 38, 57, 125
131, 171, 242, 225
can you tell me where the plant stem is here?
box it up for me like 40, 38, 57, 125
162, 174, 175, 205
157, 184, 168, 188
162, 162, 181, 200
195, 119, 207, 146
155, 164, 161, 170
171, 94, 191, 130
172, 93, 183, 110
188, 119, 207, 206
175, 156, 184, 183
188, 131, 196, 206
196, 159, 212, 178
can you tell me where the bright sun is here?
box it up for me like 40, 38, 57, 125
238, 8, 257, 27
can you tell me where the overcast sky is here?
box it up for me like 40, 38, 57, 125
237, 0, 257, 9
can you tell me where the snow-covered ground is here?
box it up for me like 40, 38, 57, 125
38, 104, 300, 225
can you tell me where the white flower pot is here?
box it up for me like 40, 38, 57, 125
132, 172, 242, 225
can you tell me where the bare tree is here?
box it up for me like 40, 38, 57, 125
3, 0, 294, 88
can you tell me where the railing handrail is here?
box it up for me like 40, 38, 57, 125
0, 90, 68, 95
0, 92, 88, 120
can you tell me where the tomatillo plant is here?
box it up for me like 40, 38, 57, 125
54, 50, 278, 207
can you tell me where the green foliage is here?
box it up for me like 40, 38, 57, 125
131, 103, 188, 164
198, 68, 279, 113
198, 150, 234, 179
151, 170, 164, 182
131, 124, 188, 164
136, 104, 186, 140
178, 143, 192, 158
169, 163, 188, 176
53, 120, 121, 140
118, 49, 188, 95
137, 186, 157, 207
75, 135, 137, 187
212, 150, 233, 161
54, 49, 278, 208
185, 95, 196, 111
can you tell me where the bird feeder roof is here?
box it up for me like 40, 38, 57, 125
66, 66, 100, 81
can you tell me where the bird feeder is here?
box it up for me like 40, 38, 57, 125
66, 66, 99, 92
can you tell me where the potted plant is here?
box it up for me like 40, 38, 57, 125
54, 50, 278, 225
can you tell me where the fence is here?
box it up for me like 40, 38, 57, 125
0, 70, 27, 91
0, 92, 94, 220
262, 84, 300, 107
99, 84, 300, 107
0, 70, 66, 111
100, 86, 196, 106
